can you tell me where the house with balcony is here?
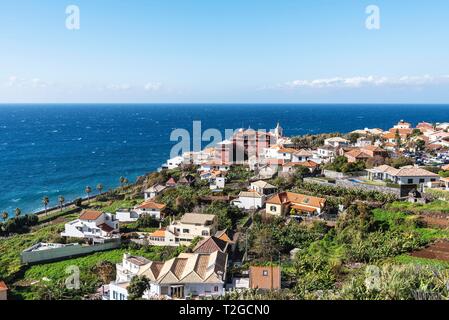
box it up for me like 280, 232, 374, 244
108, 250, 227, 300
61, 210, 119, 241
317, 145, 337, 163
146, 213, 218, 247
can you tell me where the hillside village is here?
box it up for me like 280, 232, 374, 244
4, 120, 449, 300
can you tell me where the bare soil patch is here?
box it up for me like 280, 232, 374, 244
411, 240, 449, 262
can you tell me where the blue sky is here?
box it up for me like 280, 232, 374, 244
1, 0, 449, 103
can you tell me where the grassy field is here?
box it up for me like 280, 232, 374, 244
88, 198, 144, 213
388, 200, 449, 213
0, 223, 66, 280
392, 254, 449, 268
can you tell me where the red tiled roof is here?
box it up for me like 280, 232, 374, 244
193, 236, 228, 254
79, 210, 103, 221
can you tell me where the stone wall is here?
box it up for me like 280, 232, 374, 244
21, 239, 121, 265
323, 170, 367, 179
304, 177, 401, 197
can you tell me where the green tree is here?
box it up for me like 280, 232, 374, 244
58, 195, 65, 212
43, 196, 50, 215
415, 139, 426, 152
250, 227, 278, 261
1, 211, 8, 221
119, 176, 126, 188
92, 261, 116, 284
128, 275, 150, 300
85, 186, 92, 202
96, 183, 104, 195
395, 129, 402, 148
14, 208, 22, 217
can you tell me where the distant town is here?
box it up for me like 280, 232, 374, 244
2, 119, 449, 300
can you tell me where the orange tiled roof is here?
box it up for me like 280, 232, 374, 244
283, 160, 318, 168
345, 149, 371, 159
249, 266, 281, 290
137, 200, 166, 210
389, 128, 412, 135
277, 147, 298, 154
149, 229, 166, 238
0, 281, 8, 291
266, 192, 326, 208
79, 210, 103, 221
361, 145, 385, 152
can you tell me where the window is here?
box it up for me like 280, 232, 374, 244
113, 291, 117, 299
270, 206, 277, 212
263, 270, 269, 276
214, 286, 219, 292
202, 230, 209, 236
419, 179, 425, 183
407, 179, 414, 184
431, 178, 436, 182
183, 229, 189, 233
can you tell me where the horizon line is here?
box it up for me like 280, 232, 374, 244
1, 102, 449, 105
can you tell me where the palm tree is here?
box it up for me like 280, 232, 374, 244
85, 186, 92, 202
119, 176, 125, 187
96, 183, 104, 195
14, 208, 22, 217
43, 196, 50, 215
1, 211, 8, 221
58, 196, 65, 212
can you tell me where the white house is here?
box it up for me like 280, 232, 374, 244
394, 120, 412, 129
367, 165, 439, 185
116, 200, 166, 222
108, 251, 227, 300
210, 176, 226, 190
250, 180, 277, 196
255, 163, 279, 179
162, 156, 184, 170
146, 213, 219, 247
199, 161, 230, 173
61, 210, 119, 240
324, 137, 350, 148
232, 191, 265, 210
144, 184, 167, 200
356, 137, 373, 147
317, 145, 337, 162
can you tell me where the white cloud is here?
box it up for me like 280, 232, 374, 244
282, 75, 449, 89
5, 75, 50, 88
144, 82, 162, 91
106, 84, 132, 91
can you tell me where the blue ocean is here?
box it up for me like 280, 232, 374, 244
1, 104, 449, 216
